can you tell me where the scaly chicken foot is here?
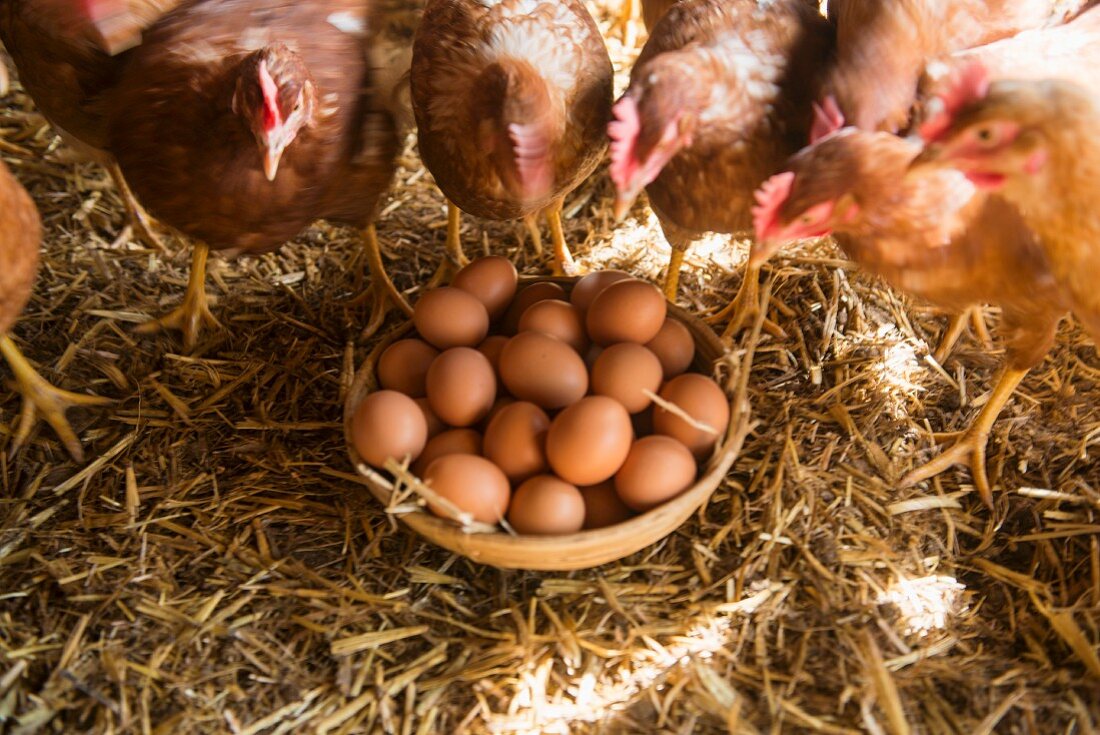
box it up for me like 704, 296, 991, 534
933, 306, 994, 364
359, 224, 414, 340
900, 366, 1028, 508
545, 202, 575, 276
707, 264, 785, 340
0, 334, 110, 463
135, 243, 222, 352
427, 201, 470, 288
663, 248, 686, 302
107, 161, 165, 252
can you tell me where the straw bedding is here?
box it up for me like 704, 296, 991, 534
1, 4, 1098, 733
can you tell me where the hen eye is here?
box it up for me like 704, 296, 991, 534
800, 215, 813, 224
975, 127, 994, 142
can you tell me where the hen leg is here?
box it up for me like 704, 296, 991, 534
663, 248, 686, 302
106, 161, 164, 251
969, 306, 993, 350
614, 0, 636, 46
135, 243, 221, 352
523, 213, 544, 256
545, 200, 575, 276
900, 366, 1027, 507
360, 224, 414, 340
0, 334, 110, 463
427, 200, 469, 288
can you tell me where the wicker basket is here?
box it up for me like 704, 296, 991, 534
343, 277, 751, 571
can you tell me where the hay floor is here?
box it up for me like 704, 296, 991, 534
2, 6, 1099, 734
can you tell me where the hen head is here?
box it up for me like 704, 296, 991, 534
232, 45, 317, 182
911, 63, 1056, 192
608, 69, 701, 220
751, 100, 862, 263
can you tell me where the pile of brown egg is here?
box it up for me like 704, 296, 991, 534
351, 256, 730, 535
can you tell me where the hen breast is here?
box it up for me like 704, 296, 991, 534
640, 0, 834, 239
0, 162, 41, 336
410, 0, 613, 221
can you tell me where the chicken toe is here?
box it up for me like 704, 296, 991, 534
1, 334, 110, 463
708, 264, 785, 341
900, 367, 1028, 507
135, 243, 221, 352
357, 224, 413, 340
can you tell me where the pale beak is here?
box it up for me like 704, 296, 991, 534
263, 146, 284, 182
613, 188, 640, 222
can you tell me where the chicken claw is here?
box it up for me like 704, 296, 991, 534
135, 243, 221, 352
0, 334, 111, 463
427, 200, 470, 288
357, 224, 413, 340
107, 161, 165, 251
708, 264, 785, 341
933, 306, 993, 364
900, 367, 1028, 507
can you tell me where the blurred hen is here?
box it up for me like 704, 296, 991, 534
609, 0, 834, 333
410, 0, 613, 276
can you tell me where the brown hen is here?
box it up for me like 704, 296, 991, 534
754, 111, 1066, 505
824, 0, 1093, 133
609, 0, 834, 332
104, 0, 416, 347
410, 0, 613, 277
0, 0, 184, 248
913, 71, 1100, 347
0, 161, 109, 462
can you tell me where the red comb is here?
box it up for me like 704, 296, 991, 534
918, 61, 990, 142
608, 96, 641, 189
509, 122, 553, 200
810, 96, 845, 145
752, 171, 795, 241
259, 59, 283, 133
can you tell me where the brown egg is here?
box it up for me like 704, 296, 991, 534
413, 428, 482, 476
377, 339, 439, 397
478, 395, 516, 432
483, 401, 550, 484
591, 343, 664, 414
414, 397, 446, 438
413, 287, 490, 349
518, 300, 589, 353
426, 348, 497, 427
502, 282, 567, 333
499, 332, 588, 409
546, 396, 633, 486
614, 436, 697, 512
452, 256, 518, 320
507, 476, 585, 535
586, 279, 667, 346
477, 335, 509, 379
570, 270, 633, 312
645, 318, 695, 378
580, 481, 635, 529
351, 390, 428, 469
424, 454, 510, 525
653, 374, 730, 460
